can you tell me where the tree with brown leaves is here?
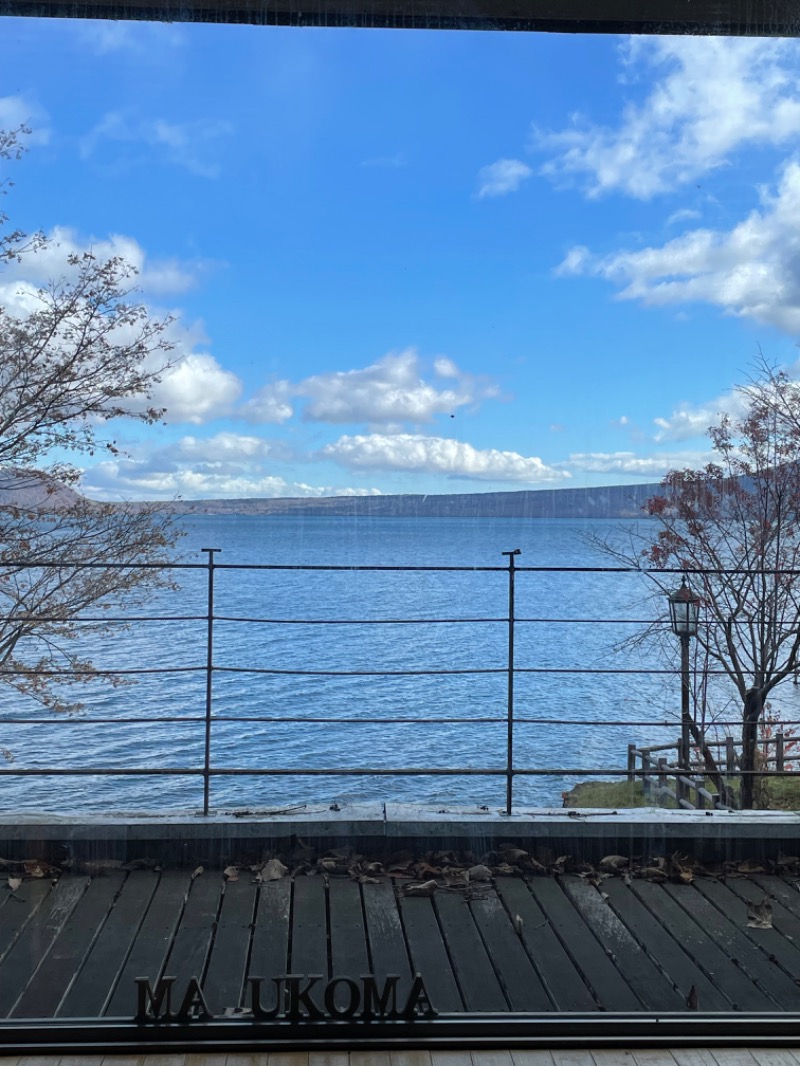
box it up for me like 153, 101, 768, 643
0, 126, 181, 713
593, 364, 800, 808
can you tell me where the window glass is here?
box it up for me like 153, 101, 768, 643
0, 15, 797, 1041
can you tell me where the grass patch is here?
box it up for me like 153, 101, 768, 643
564, 776, 800, 810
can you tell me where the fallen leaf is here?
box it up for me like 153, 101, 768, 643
600, 855, 629, 871
747, 897, 773, 929
23, 862, 47, 879
493, 862, 519, 877
191, 866, 204, 880
513, 913, 524, 936
260, 858, 288, 881
571, 862, 595, 875
523, 857, 548, 875
223, 866, 239, 882
468, 864, 492, 882
404, 879, 438, 897
639, 867, 667, 882
7, 877, 21, 891
737, 859, 765, 874
499, 846, 529, 863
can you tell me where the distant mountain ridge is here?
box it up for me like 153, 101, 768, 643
155, 482, 661, 519
0, 468, 85, 509
0, 470, 664, 518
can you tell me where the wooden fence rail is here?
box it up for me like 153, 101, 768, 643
626, 732, 789, 810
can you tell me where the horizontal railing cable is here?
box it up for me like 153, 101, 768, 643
0, 715, 796, 729
2, 550, 800, 813
0, 765, 792, 778
0, 713, 796, 736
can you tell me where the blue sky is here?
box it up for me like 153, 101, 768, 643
2, 21, 800, 499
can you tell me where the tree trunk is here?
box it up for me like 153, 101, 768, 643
741, 686, 764, 810
687, 718, 737, 809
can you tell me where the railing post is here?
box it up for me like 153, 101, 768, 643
501, 548, 520, 816
201, 548, 220, 816
627, 743, 636, 786
776, 732, 785, 773
657, 756, 669, 806
726, 735, 736, 774
641, 749, 651, 802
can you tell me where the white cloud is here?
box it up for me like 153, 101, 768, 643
0, 96, 50, 146
82, 456, 381, 501
536, 37, 800, 199
1, 225, 199, 296
667, 208, 702, 227
477, 158, 533, 199
562, 449, 713, 476
0, 226, 238, 427
172, 432, 272, 463
81, 112, 233, 179
239, 381, 294, 424
80, 429, 383, 499
556, 160, 800, 334
151, 353, 242, 425
241, 349, 498, 427
652, 387, 748, 442
320, 433, 570, 483
300, 349, 497, 424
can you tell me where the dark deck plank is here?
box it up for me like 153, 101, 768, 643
12, 872, 125, 1018
104, 869, 192, 1018
362, 879, 413, 1002
248, 878, 290, 983
693, 877, 800, 1004
663, 880, 800, 1010
290, 876, 328, 979
162, 872, 222, 989
469, 890, 551, 1011
12, 865, 800, 1020
398, 895, 463, 1011
202, 877, 258, 1014
494, 877, 596, 1012
630, 880, 774, 1011
751, 875, 800, 919
727, 876, 800, 946
601, 877, 731, 1011
328, 878, 369, 1013
434, 888, 508, 1011
59, 870, 160, 1017
525, 877, 640, 1011
0, 879, 52, 963
561, 876, 685, 1011
0, 874, 88, 1017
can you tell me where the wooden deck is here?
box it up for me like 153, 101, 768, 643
3, 868, 800, 1018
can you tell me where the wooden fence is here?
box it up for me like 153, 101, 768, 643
626, 732, 790, 810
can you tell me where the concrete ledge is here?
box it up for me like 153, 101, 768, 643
1, 803, 799, 864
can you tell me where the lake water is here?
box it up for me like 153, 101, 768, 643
1, 515, 792, 812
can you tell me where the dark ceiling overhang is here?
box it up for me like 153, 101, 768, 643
0, 0, 797, 35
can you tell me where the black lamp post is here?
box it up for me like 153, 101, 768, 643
668, 577, 701, 801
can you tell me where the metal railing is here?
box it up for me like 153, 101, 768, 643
0, 548, 798, 814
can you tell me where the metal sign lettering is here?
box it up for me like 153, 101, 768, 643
135, 973, 437, 1022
